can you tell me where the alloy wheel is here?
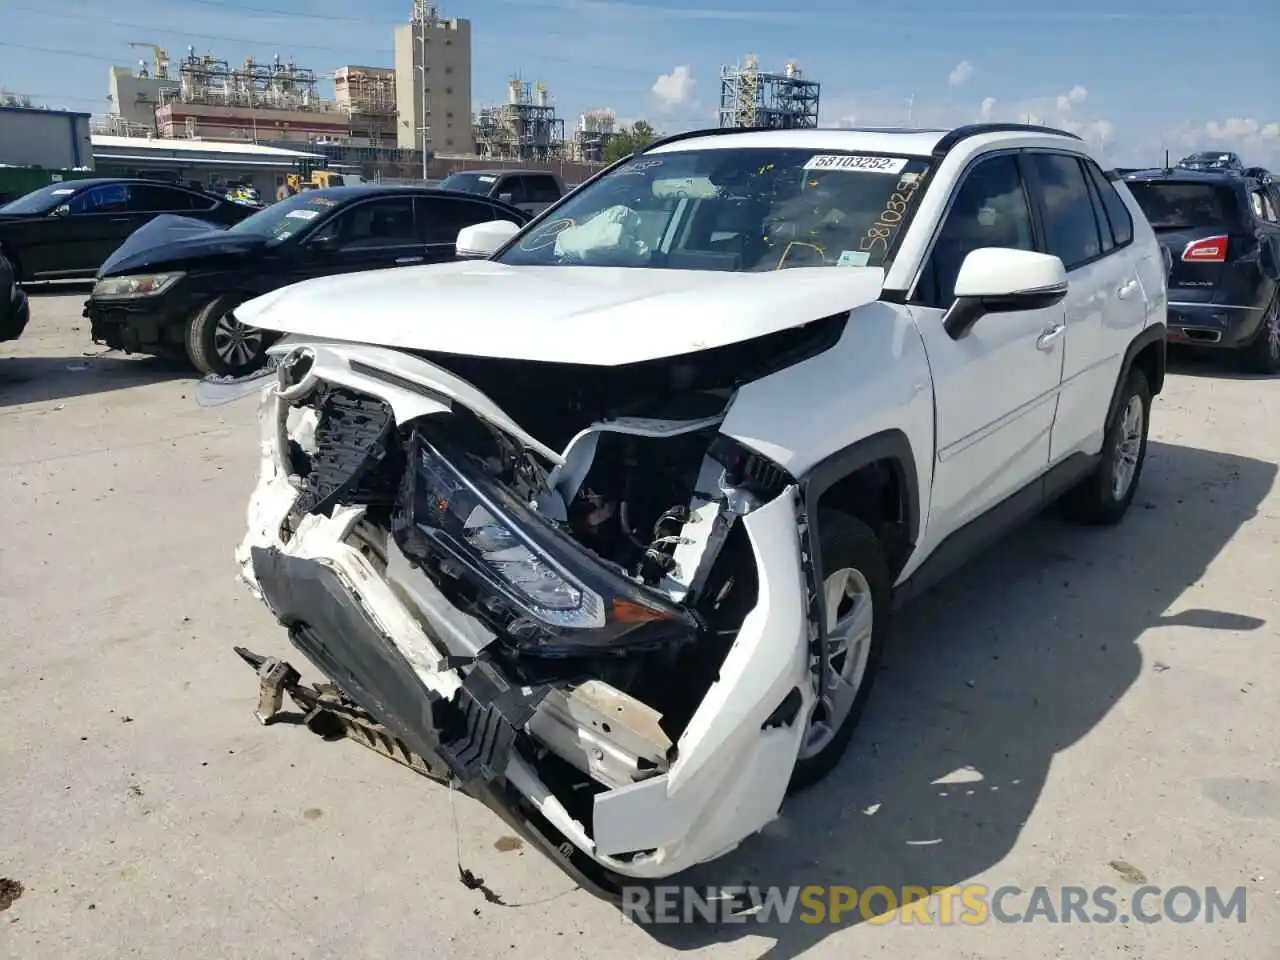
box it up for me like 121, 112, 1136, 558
798, 566, 875, 760
1111, 394, 1144, 501
213, 312, 266, 369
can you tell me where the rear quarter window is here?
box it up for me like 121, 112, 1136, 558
1125, 181, 1243, 230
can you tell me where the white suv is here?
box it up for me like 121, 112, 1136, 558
223, 123, 1167, 899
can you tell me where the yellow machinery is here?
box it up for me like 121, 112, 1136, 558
285, 170, 346, 194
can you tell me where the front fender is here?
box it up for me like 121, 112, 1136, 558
719, 301, 935, 553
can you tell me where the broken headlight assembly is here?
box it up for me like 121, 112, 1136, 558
393, 431, 700, 658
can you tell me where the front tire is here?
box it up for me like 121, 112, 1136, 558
185, 294, 269, 377
789, 511, 891, 793
1239, 298, 1280, 375
1061, 367, 1151, 526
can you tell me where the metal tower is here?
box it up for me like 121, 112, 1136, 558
718, 54, 820, 130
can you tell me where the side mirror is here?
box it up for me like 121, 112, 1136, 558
943, 248, 1068, 339
456, 219, 521, 259
497, 192, 515, 206
51, 204, 71, 218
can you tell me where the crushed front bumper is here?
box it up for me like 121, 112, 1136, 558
233, 355, 819, 895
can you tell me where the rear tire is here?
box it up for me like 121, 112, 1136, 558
185, 294, 268, 377
1061, 367, 1151, 526
1239, 298, 1280, 375
789, 511, 891, 794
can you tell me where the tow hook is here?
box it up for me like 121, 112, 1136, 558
235, 646, 301, 724
232, 645, 451, 782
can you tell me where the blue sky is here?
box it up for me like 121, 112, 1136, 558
1, 0, 1276, 165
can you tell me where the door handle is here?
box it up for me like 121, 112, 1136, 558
109, 217, 133, 223
1117, 278, 1139, 299
395, 256, 424, 264
1036, 323, 1066, 350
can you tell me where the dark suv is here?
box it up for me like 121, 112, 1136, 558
1124, 166, 1280, 373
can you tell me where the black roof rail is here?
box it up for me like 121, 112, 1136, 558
639, 125, 772, 153
930, 122, 1083, 160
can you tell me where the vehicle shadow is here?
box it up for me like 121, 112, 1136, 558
637, 439, 1274, 957
1166, 346, 1279, 380
0, 354, 190, 407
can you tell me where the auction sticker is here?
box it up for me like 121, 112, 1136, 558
804, 154, 908, 174
286, 209, 320, 220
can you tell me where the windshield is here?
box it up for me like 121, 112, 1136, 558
0, 182, 85, 215
438, 172, 498, 196
1126, 181, 1241, 230
225, 191, 339, 242
495, 147, 933, 272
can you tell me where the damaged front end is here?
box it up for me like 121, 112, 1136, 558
233, 325, 838, 898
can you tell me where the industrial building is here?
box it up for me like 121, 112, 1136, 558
150, 48, 351, 143
393, 0, 473, 154
0, 103, 94, 170
569, 109, 618, 163
107, 48, 181, 134
718, 54, 821, 130
333, 66, 397, 145
473, 78, 565, 162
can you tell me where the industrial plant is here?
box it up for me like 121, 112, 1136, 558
718, 54, 822, 130
2, 2, 827, 189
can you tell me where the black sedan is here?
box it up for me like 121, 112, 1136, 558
0, 178, 255, 282
0, 242, 29, 343
85, 185, 531, 376
1123, 166, 1280, 373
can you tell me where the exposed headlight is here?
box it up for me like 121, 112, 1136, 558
92, 272, 185, 298
395, 433, 699, 656
409, 443, 606, 629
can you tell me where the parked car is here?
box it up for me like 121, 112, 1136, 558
436, 168, 565, 215
85, 185, 531, 376
1124, 166, 1280, 372
0, 178, 255, 282
0, 242, 29, 343
1175, 151, 1245, 173
221, 123, 1166, 900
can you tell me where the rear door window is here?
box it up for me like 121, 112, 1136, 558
1084, 162, 1134, 246
416, 195, 499, 244
1027, 153, 1104, 269
1124, 181, 1242, 230
128, 184, 197, 212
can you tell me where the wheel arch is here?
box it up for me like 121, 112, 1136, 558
1106, 323, 1166, 431
800, 428, 922, 585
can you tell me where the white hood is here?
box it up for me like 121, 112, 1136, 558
234, 260, 887, 366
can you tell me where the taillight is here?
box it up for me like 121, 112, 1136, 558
1181, 235, 1228, 262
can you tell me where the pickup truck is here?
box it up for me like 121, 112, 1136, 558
435, 168, 564, 215
222, 122, 1167, 902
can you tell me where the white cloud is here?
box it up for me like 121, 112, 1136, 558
1055, 85, 1088, 112
948, 60, 975, 88
1161, 116, 1280, 167
651, 65, 696, 112
820, 86, 1117, 155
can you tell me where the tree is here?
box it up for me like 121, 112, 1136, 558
603, 120, 659, 163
